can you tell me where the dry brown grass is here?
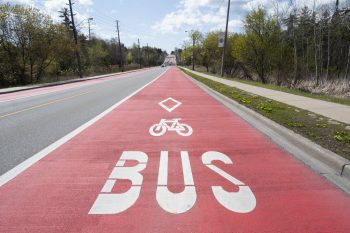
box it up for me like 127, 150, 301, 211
295, 78, 350, 98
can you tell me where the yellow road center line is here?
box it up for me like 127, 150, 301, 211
0, 91, 91, 119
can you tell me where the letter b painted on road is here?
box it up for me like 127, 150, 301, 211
89, 151, 148, 214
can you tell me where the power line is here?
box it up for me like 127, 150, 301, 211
93, 16, 114, 26
92, 8, 118, 22
93, 18, 115, 28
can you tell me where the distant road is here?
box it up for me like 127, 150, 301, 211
0, 68, 165, 175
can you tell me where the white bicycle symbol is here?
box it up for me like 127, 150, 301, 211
149, 118, 193, 137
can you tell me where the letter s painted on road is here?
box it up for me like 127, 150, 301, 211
201, 151, 256, 213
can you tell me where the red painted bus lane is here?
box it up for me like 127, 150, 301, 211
0, 67, 350, 232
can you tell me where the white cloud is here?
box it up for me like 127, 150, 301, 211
78, 0, 93, 6
9, 0, 36, 6
152, 0, 225, 34
243, 0, 270, 11
294, 0, 335, 9
41, 0, 93, 25
43, 0, 67, 17
181, 0, 215, 10
210, 19, 244, 32
152, 0, 339, 35
243, 0, 335, 11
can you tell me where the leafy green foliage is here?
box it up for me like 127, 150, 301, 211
258, 103, 273, 113
236, 8, 283, 83
316, 123, 328, 128
0, 3, 73, 85
286, 122, 305, 127
334, 131, 350, 143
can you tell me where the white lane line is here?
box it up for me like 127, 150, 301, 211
0, 68, 154, 104
0, 69, 168, 187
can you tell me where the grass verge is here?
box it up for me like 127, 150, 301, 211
180, 68, 350, 160
197, 70, 350, 106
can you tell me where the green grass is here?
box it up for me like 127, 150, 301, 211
180, 68, 350, 160
197, 70, 350, 106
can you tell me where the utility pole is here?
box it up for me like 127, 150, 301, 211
185, 30, 195, 70
88, 17, 93, 41
184, 44, 187, 66
192, 34, 195, 71
147, 43, 150, 67
116, 20, 124, 71
138, 38, 141, 68
68, 0, 82, 78
220, 0, 231, 77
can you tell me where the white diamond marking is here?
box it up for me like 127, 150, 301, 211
158, 97, 182, 112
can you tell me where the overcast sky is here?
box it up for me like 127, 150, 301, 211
4, 0, 338, 53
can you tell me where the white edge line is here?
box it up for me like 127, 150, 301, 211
0, 68, 168, 187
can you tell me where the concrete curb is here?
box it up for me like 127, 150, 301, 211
181, 70, 350, 195
342, 164, 350, 177
0, 67, 154, 95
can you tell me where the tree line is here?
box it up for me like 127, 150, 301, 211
177, 1, 350, 95
0, 3, 167, 88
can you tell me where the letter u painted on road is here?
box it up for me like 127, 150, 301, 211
89, 151, 148, 214
156, 151, 196, 214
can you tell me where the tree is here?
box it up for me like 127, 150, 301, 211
58, 7, 71, 30
187, 30, 203, 70
201, 32, 221, 72
0, 4, 73, 84
239, 8, 282, 83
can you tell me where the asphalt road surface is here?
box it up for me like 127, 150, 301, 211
0, 67, 350, 232
0, 68, 165, 175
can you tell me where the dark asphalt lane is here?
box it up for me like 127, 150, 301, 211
0, 68, 166, 175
